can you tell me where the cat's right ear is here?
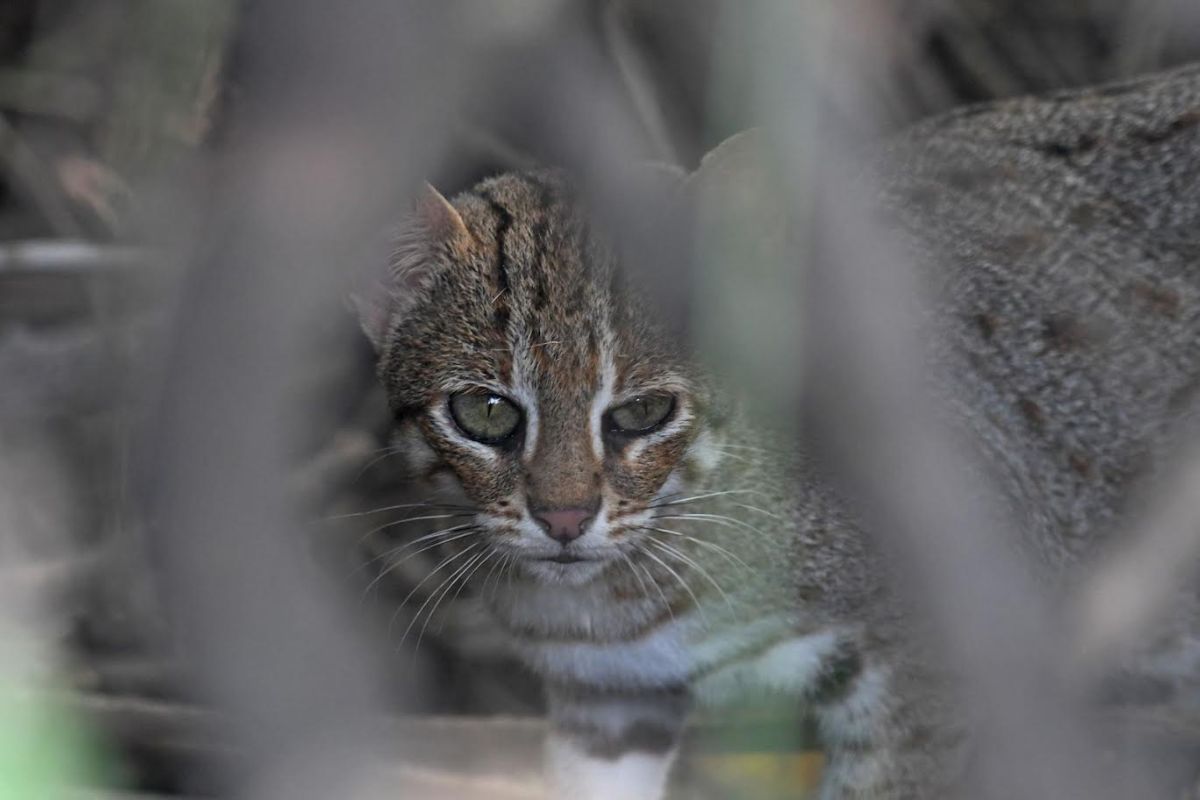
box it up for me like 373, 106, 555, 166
352, 183, 470, 351
411, 181, 470, 246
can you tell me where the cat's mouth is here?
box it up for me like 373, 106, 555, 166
520, 549, 611, 585
538, 552, 588, 565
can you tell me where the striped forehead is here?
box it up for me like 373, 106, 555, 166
464, 174, 616, 403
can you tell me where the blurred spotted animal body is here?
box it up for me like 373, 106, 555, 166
358, 62, 1200, 799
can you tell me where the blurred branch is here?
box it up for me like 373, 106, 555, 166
750, 2, 1156, 796
98, 0, 236, 182
452, 120, 540, 171
0, 68, 101, 122
1074, 446, 1200, 676
602, 0, 678, 164
0, 240, 145, 274
0, 113, 82, 235
142, 2, 472, 797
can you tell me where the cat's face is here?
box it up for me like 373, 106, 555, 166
365, 171, 725, 585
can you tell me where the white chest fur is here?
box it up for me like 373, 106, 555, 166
495, 569, 844, 697
508, 604, 839, 696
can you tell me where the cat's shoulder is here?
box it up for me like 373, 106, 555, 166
892, 61, 1200, 155
881, 63, 1200, 238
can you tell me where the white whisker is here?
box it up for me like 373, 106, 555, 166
482, 550, 510, 600
648, 488, 767, 509
351, 447, 409, 481
731, 501, 786, 521
350, 512, 475, 551
647, 538, 736, 613
403, 547, 489, 654
434, 548, 499, 636
366, 511, 476, 534
637, 525, 753, 571
358, 524, 479, 585
712, 443, 780, 454
386, 542, 481, 640
359, 528, 477, 605
627, 550, 675, 624
325, 501, 474, 521
654, 512, 767, 537
618, 549, 653, 604
708, 448, 755, 466
639, 544, 708, 627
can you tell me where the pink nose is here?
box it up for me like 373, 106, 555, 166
534, 508, 593, 544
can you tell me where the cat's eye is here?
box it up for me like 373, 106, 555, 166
449, 392, 522, 445
608, 394, 675, 434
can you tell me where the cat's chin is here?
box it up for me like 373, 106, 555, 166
521, 557, 609, 586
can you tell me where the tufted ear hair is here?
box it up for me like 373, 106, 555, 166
351, 182, 471, 351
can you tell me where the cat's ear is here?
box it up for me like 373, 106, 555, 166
412, 181, 470, 245
687, 129, 773, 206
349, 275, 396, 353
687, 128, 787, 238
352, 183, 470, 351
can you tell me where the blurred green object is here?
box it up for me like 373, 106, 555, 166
0, 687, 101, 800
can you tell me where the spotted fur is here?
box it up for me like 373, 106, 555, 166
361, 62, 1200, 800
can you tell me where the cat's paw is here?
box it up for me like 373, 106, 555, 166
545, 735, 676, 800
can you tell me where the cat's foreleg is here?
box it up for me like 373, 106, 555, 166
544, 683, 690, 800
815, 661, 963, 799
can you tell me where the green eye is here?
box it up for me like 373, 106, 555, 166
609, 394, 675, 434
449, 392, 522, 444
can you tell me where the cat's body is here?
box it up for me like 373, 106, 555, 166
887, 63, 1200, 572
360, 63, 1200, 799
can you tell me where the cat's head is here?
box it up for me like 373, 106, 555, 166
359, 170, 728, 585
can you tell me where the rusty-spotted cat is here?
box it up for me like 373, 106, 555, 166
357, 62, 1200, 799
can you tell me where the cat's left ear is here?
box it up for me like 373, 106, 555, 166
352, 183, 470, 351
687, 128, 787, 241
349, 273, 396, 353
